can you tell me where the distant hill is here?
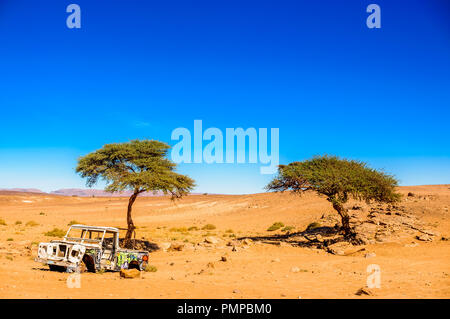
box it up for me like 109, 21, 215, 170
0, 188, 204, 197
50, 188, 166, 197
0, 188, 45, 194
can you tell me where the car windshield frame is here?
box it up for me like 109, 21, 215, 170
64, 226, 106, 244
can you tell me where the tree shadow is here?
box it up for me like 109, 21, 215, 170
118, 238, 160, 252
238, 226, 346, 248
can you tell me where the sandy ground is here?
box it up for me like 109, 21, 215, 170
0, 185, 449, 299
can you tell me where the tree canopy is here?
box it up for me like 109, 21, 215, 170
76, 139, 195, 243
266, 155, 401, 237
76, 139, 195, 198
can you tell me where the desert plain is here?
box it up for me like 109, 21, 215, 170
0, 185, 449, 299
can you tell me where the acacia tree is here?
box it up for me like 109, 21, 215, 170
266, 155, 401, 238
76, 140, 195, 246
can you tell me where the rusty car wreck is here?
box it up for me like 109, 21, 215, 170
35, 224, 149, 273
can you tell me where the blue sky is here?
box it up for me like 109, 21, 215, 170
0, 0, 449, 194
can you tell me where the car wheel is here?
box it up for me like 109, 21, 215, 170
81, 255, 96, 272
79, 260, 88, 273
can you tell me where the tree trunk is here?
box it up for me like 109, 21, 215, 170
124, 191, 139, 247
332, 201, 352, 236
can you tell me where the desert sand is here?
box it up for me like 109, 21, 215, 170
0, 185, 449, 299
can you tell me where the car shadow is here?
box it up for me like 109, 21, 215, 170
32, 267, 51, 271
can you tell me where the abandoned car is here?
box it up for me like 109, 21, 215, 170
36, 224, 149, 272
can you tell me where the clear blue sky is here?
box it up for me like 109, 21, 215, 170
0, 0, 449, 194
